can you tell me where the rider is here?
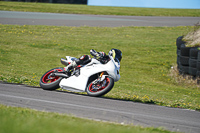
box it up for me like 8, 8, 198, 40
64, 49, 122, 73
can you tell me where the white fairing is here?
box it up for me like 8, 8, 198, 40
59, 55, 120, 92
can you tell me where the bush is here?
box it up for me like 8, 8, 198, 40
183, 23, 200, 47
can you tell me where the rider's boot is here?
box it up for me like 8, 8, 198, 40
64, 61, 77, 74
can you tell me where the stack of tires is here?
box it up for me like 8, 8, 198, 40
197, 53, 200, 77
176, 36, 200, 78
176, 36, 183, 69
176, 36, 187, 74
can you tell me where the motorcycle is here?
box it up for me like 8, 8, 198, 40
39, 51, 121, 97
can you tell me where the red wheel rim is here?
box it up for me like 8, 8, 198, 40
42, 69, 63, 84
89, 77, 110, 92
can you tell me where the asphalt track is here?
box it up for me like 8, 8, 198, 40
0, 11, 200, 27
1, 11, 200, 133
0, 83, 200, 133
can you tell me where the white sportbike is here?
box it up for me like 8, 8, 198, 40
40, 49, 122, 97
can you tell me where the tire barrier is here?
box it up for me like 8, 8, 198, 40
176, 36, 200, 77
197, 52, 200, 77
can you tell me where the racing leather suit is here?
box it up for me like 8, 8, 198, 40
64, 49, 107, 72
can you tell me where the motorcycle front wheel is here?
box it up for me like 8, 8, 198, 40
86, 77, 114, 97
39, 67, 64, 90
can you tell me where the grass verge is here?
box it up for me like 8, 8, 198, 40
0, 24, 200, 110
0, 1, 200, 17
0, 104, 175, 133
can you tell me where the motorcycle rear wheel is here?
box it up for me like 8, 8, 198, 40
40, 67, 64, 90
86, 77, 114, 97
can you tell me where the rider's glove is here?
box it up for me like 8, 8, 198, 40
97, 52, 105, 59
90, 49, 105, 59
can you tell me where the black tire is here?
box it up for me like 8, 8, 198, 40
177, 54, 180, 70
189, 59, 197, 68
197, 62, 200, 70
190, 48, 199, 59
179, 65, 189, 74
40, 67, 64, 90
86, 77, 114, 97
177, 49, 180, 56
189, 67, 197, 76
197, 71, 200, 77
198, 52, 200, 62
180, 56, 189, 66
176, 36, 186, 50
180, 45, 191, 57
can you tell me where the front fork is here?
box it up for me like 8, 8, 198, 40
92, 72, 106, 85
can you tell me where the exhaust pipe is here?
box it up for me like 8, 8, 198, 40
61, 58, 69, 66
51, 73, 69, 78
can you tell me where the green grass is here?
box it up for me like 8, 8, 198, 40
0, 105, 173, 133
0, 24, 200, 111
0, 1, 200, 17
0, 2, 199, 133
